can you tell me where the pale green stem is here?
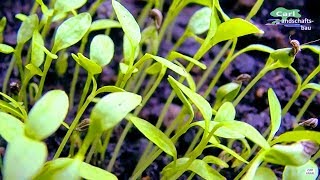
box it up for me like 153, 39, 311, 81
54, 77, 97, 159
69, 34, 88, 110
88, 0, 105, 16
197, 40, 233, 90
85, 137, 99, 163
107, 68, 166, 172
35, 55, 54, 100
100, 130, 112, 161
132, 117, 192, 179
137, 1, 153, 27
295, 90, 318, 123
77, 73, 92, 112
2, 56, 16, 93
233, 64, 274, 106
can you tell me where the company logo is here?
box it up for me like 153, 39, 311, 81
266, 7, 313, 30
305, 168, 316, 175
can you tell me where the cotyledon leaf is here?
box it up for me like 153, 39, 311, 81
25, 90, 69, 140
53, 13, 91, 53
90, 92, 142, 131
128, 115, 177, 158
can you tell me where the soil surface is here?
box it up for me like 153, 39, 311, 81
1, 0, 320, 179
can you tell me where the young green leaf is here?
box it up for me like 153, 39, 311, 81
123, 34, 139, 63
145, 54, 187, 77
89, 19, 121, 31
214, 102, 236, 122
169, 51, 207, 70
53, 13, 91, 53
54, 0, 87, 13
211, 18, 263, 46
90, 92, 142, 131
0, 44, 14, 54
202, 155, 229, 168
271, 130, 320, 145
0, 112, 24, 142
188, 7, 211, 35
0, 92, 28, 119
17, 14, 39, 44
0, 16, 6, 34
270, 48, 294, 67
119, 62, 138, 74
223, 121, 270, 150
112, 0, 141, 48
90, 35, 114, 67
197, 18, 262, 57
128, 115, 177, 158
193, 120, 244, 139
31, 31, 45, 67
267, 88, 281, 142
4, 136, 47, 180
254, 167, 277, 180
214, 82, 241, 110
79, 162, 118, 180
163, 158, 225, 180
208, 143, 249, 164
25, 64, 44, 76
72, 53, 102, 75
283, 160, 318, 180
0, 100, 24, 119
168, 77, 194, 117
264, 142, 311, 166
33, 158, 81, 180
35, 0, 51, 15
145, 62, 162, 75
25, 90, 69, 140
168, 75, 212, 121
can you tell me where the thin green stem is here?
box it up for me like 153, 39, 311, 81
69, 35, 88, 110
281, 89, 301, 116
137, 1, 153, 27
132, 117, 192, 179
41, 13, 53, 37
54, 77, 97, 159
18, 73, 32, 107
171, 30, 189, 52
76, 130, 99, 161
296, 90, 318, 123
100, 130, 112, 161
107, 68, 166, 172
157, 0, 182, 45
78, 73, 92, 112
2, 56, 16, 93
35, 56, 53, 100
245, 0, 264, 21
233, 65, 274, 106
235, 150, 266, 180
302, 66, 320, 86
197, 40, 233, 91
107, 121, 132, 171
184, 128, 203, 156
85, 137, 99, 163
88, 0, 104, 16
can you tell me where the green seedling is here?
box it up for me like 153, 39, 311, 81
1, 0, 320, 179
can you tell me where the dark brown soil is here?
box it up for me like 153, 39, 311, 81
1, 0, 320, 179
